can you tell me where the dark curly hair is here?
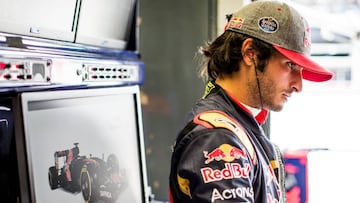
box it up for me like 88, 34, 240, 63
198, 31, 277, 81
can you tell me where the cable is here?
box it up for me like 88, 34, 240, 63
252, 58, 264, 109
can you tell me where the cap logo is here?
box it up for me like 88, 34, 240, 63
258, 17, 278, 33
226, 16, 245, 31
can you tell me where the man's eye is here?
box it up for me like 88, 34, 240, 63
286, 62, 297, 70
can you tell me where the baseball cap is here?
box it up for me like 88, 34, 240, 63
225, 0, 334, 82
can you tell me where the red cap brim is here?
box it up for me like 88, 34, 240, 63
273, 45, 334, 82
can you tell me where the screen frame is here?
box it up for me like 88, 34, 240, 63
12, 85, 150, 203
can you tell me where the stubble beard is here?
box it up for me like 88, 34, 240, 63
248, 75, 284, 112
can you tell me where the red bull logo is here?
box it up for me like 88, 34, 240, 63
201, 163, 251, 183
203, 144, 247, 164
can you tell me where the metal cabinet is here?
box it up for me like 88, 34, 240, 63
0, 0, 79, 42
0, 0, 136, 50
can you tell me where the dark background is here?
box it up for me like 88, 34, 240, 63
139, 0, 217, 200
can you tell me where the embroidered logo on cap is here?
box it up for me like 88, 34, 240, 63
226, 16, 245, 31
258, 17, 278, 33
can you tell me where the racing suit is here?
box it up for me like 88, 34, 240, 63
169, 81, 286, 203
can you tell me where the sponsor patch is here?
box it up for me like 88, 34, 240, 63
258, 17, 279, 33
226, 16, 245, 31
211, 187, 253, 203
203, 144, 246, 164
202, 81, 216, 99
177, 175, 191, 198
201, 163, 250, 183
194, 110, 257, 164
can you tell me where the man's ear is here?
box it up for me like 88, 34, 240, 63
242, 38, 255, 66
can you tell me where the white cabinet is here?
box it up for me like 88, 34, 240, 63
0, 0, 79, 42
0, 0, 136, 50
75, 0, 136, 49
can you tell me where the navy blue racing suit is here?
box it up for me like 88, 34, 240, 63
169, 81, 285, 203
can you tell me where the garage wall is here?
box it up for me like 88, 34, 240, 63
139, 0, 214, 200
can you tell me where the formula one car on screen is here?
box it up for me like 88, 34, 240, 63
48, 143, 127, 203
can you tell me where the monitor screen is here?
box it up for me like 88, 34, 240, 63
18, 86, 148, 203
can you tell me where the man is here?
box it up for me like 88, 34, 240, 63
169, 1, 333, 203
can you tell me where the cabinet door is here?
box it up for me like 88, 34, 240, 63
75, 0, 136, 50
0, 0, 79, 42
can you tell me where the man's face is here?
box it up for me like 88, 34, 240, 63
257, 53, 303, 112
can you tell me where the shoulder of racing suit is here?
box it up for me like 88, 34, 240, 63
169, 109, 259, 203
192, 110, 257, 164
